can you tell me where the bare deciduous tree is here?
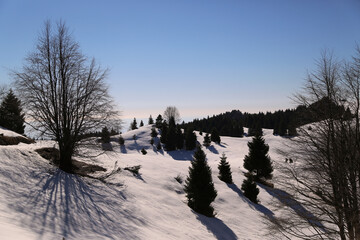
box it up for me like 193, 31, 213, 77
272, 49, 360, 240
163, 106, 180, 123
13, 20, 119, 173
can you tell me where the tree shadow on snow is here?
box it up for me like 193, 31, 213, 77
227, 183, 275, 221
126, 140, 140, 152
167, 150, 194, 161
207, 145, 219, 154
195, 213, 238, 240
120, 145, 127, 153
218, 143, 227, 148
258, 184, 326, 230
7, 169, 145, 239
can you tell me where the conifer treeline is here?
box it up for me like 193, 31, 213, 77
183, 99, 351, 137
183, 109, 297, 137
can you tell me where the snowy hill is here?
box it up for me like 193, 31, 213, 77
0, 125, 295, 239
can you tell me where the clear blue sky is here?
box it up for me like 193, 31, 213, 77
1, 0, 360, 123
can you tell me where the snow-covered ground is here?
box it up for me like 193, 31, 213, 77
0, 125, 297, 239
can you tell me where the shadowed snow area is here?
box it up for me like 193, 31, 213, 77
0, 125, 314, 239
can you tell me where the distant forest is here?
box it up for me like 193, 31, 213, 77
183, 97, 351, 137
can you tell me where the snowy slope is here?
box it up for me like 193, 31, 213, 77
0, 125, 296, 240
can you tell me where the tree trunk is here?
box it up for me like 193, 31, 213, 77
59, 143, 73, 173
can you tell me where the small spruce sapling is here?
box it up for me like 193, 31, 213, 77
241, 174, 259, 204
148, 115, 154, 125
130, 118, 138, 130
218, 153, 233, 184
184, 146, 217, 217
101, 126, 110, 143
203, 133, 211, 147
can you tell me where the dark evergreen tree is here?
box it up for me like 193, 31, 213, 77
243, 135, 273, 179
218, 153, 233, 184
151, 127, 158, 138
101, 126, 110, 143
210, 128, 221, 144
160, 121, 168, 143
277, 118, 287, 136
241, 174, 259, 204
148, 115, 154, 125
232, 124, 244, 137
248, 123, 263, 137
155, 114, 163, 128
150, 138, 154, 145
130, 118, 138, 130
203, 133, 211, 147
185, 128, 197, 150
287, 125, 297, 136
139, 120, 144, 127
184, 146, 217, 217
273, 127, 279, 136
165, 117, 177, 151
175, 126, 184, 149
0, 90, 25, 134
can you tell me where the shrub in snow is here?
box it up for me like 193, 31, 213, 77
141, 148, 147, 155
218, 153, 233, 184
139, 120, 144, 127
124, 165, 141, 176
243, 135, 273, 180
174, 174, 183, 184
119, 135, 125, 145
132, 134, 137, 140
184, 146, 217, 217
241, 174, 259, 204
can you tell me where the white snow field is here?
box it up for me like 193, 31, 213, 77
0, 125, 299, 240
